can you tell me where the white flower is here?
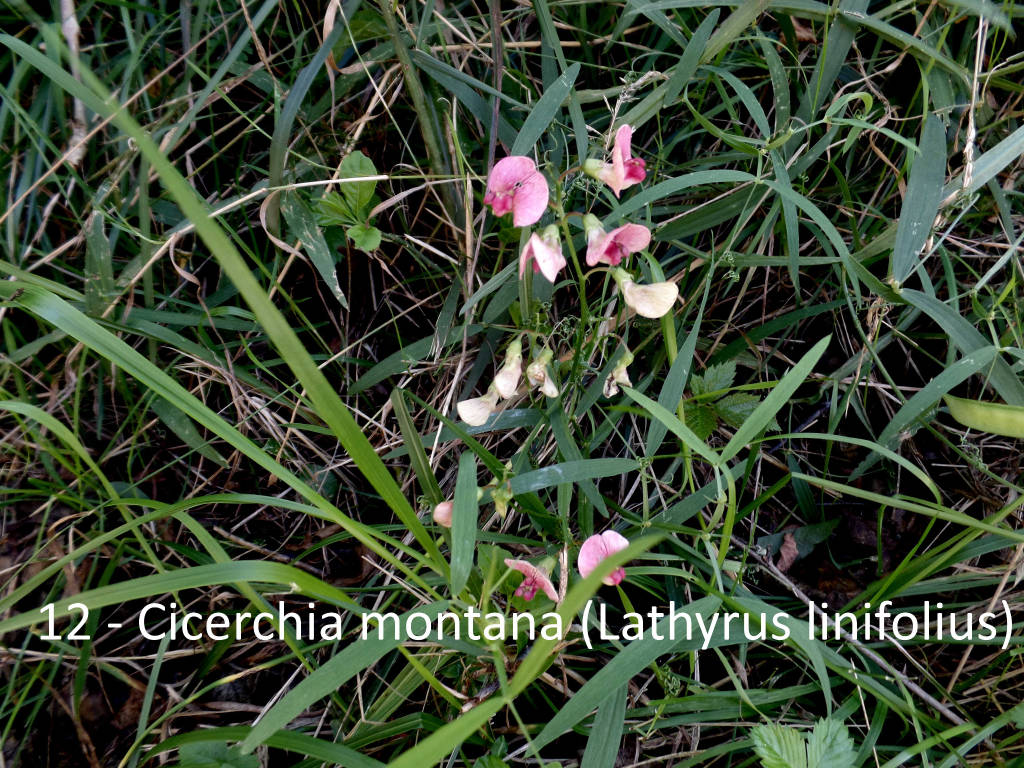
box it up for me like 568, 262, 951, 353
493, 338, 523, 399
603, 350, 633, 398
613, 267, 678, 318
457, 386, 500, 426
525, 347, 559, 398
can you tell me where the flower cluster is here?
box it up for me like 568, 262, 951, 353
435, 123, 674, 608
503, 529, 630, 605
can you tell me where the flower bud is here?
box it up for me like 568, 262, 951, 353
432, 501, 453, 527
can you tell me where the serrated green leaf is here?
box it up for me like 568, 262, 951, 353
685, 404, 718, 441
751, 723, 808, 768
715, 392, 768, 430
698, 361, 736, 395
347, 223, 382, 253
806, 718, 856, 768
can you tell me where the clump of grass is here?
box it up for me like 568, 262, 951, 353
1, 0, 1022, 766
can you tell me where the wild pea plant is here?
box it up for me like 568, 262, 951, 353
440, 122, 685, 602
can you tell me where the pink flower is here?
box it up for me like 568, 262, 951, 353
519, 225, 566, 283
504, 558, 559, 602
585, 220, 651, 267
484, 156, 549, 227
582, 124, 647, 197
432, 501, 453, 527
578, 531, 630, 586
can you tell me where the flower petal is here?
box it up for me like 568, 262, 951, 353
533, 234, 566, 283
457, 389, 499, 426
610, 223, 651, 253
488, 156, 537, 192
578, 531, 630, 585
622, 279, 679, 318
613, 124, 634, 164
511, 171, 549, 227
504, 558, 558, 602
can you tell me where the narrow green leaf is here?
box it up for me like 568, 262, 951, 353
900, 289, 1024, 405
532, 596, 722, 750
892, 115, 946, 284
282, 191, 348, 308
239, 603, 450, 754
663, 10, 719, 105
150, 395, 228, 466
510, 62, 580, 156
390, 389, 443, 506
623, 387, 721, 464
581, 683, 628, 768
451, 452, 478, 595
721, 336, 830, 462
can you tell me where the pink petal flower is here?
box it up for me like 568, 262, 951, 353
583, 125, 647, 198
504, 558, 559, 602
484, 156, 549, 227
585, 223, 651, 267
577, 531, 630, 586
519, 226, 566, 284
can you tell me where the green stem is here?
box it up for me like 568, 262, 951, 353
379, 0, 449, 190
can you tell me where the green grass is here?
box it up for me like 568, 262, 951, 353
1, 0, 1023, 766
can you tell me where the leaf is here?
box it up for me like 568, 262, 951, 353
510, 62, 580, 156
777, 533, 799, 573
721, 336, 831, 463
685, 404, 718, 442
714, 392, 768, 430
338, 150, 380, 218
531, 596, 721, 751
347, 223, 382, 253
581, 683, 628, 768
944, 395, 1024, 439
150, 396, 228, 467
451, 452, 478, 596
751, 723, 808, 768
177, 742, 259, 768
694, 361, 736, 395
282, 191, 348, 309
806, 718, 856, 768
238, 603, 450, 754
892, 114, 946, 284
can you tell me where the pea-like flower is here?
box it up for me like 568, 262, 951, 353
603, 349, 633, 398
583, 215, 651, 267
612, 268, 678, 318
520, 225, 566, 284
525, 347, 559, 398
582, 124, 647, 198
457, 385, 500, 426
504, 558, 559, 602
484, 156, 549, 227
493, 338, 523, 399
577, 530, 630, 585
